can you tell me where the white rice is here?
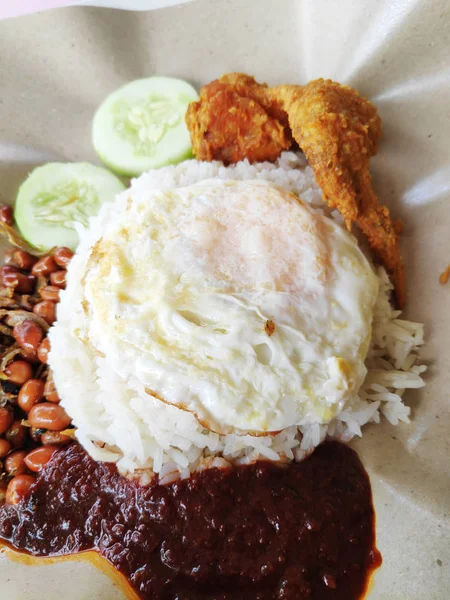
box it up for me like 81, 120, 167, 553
50, 151, 426, 481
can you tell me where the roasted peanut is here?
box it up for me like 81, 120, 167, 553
28, 403, 71, 431
13, 319, 44, 354
24, 445, 58, 472
41, 430, 72, 447
5, 474, 35, 505
33, 300, 57, 325
13, 250, 37, 271
44, 372, 59, 403
50, 269, 66, 288
5, 449, 28, 475
18, 378, 45, 413
0, 408, 14, 436
37, 337, 51, 364
1, 265, 18, 285
5, 360, 33, 385
5, 419, 27, 448
16, 273, 35, 294
0, 266, 35, 294
31, 255, 58, 277
40, 285, 60, 302
0, 204, 13, 226
0, 438, 12, 458
53, 247, 73, 268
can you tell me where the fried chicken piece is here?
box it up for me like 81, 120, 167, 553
186, 74, 406, 307
273, 80, 405, 307
185, 75, 292, 164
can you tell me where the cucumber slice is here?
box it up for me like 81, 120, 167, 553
14, 162, 125, 251
92, 76, 199, 177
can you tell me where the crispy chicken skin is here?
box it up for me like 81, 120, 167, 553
220, 73, 291, 131
186, 73, 405, 307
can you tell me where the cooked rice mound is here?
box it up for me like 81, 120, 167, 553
49, 152, 425, 481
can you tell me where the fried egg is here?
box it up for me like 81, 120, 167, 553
75, 179, 378, 435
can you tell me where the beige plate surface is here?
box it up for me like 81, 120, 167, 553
0, 0, 449, 598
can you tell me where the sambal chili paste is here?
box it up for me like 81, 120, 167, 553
0, 441, 381, 599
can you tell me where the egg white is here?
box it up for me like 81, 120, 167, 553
75, 179, 378, 434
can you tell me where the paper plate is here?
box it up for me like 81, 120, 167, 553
0, 0, 449, 598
